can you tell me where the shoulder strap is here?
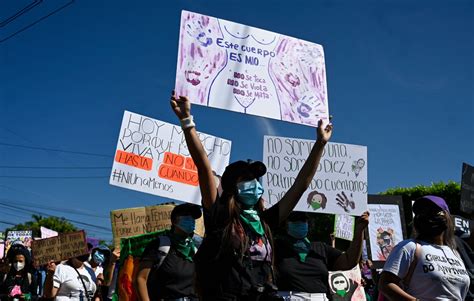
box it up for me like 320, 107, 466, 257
71, 265, 91, 300
402, 241, 421, 288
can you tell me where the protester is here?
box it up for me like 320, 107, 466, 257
170, 92, 333, 300
274, 211, 369, 300
43, 254, 97, 301
0, 245, 37, 301
378, 195, 470, 300
103, 248, 120, 301
134, 203, 202, 301
84, 246, 110, 300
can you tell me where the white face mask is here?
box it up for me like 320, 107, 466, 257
13, 262, 25, 271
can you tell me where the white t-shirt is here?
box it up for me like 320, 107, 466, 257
383, 239, 470, 301
53, 263, 97, 301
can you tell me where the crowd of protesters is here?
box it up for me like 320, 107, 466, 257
0, 93, 472, 300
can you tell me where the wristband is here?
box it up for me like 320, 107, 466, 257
180, 115, 195, 129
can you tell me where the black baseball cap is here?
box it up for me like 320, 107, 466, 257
287, 211, 309, 222
171, 203, 202, 221
221, 160, 266, 192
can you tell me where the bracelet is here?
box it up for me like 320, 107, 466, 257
180, 115, 195, 129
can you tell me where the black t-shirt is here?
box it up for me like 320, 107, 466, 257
141, 235, 196, 299
194, 196, 280, 299
275, 237, 342, 294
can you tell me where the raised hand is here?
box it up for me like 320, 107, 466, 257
355, 211, 370, 232
170, 90, 191, 120
317, 119, 333, 143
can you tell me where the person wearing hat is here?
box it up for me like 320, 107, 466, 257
275, 211, 369, 300
170, 92, 333, 300
379, 195, 470, 301
135, 203, 202, 301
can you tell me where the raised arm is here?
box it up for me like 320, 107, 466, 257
333, 211, 369, 270
276, 119, 333, 221
170, 92, 216, 209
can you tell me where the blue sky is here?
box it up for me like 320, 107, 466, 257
1, 0, 473, 242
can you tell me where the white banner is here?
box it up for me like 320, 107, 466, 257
263, 135, 367, 215
367, 204, 403, 262
175, 10, 329, 127
40, 226, 58, 239
110, 111, 231, 204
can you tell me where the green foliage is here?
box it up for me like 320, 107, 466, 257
6, 215, 77, 237
381, 181, 462, 237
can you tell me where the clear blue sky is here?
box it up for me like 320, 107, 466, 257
1, 0, 473, 242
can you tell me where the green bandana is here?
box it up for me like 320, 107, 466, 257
170, 232, 195, 262
292, 237, 311, 262
240, 209, 265, 236
336, 289, 347, 297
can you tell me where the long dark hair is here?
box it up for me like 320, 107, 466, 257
220, 190, 274, 260
413, 210, 456, 249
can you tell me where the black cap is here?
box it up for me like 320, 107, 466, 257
287, 211, 309, 222
171, 203, 202, 221
221, 160, 266, 192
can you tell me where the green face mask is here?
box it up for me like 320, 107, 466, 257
310, 202, 321, 210
336, 289, 346, 297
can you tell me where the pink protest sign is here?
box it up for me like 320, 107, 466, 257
175, 10, 329, 127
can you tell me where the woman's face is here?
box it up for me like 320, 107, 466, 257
14, 255, 25, 264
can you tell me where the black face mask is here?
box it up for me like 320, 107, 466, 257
414, 214, 448, 236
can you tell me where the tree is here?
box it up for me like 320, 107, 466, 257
381, 181, 462, 236
6, 215, 77, 237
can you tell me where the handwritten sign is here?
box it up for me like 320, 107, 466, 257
31, 231, 88, 266
367, 204, 403, 262
461, 163, 474, 214
334, 214, 355, 241
110, 111, 231, 204
5, 230, 32, 256
175, 10, 329, 127
327, 265, 366, 301
110, 204, 205, 247
263, 135, 367, 215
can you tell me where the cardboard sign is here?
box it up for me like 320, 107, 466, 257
110, 204, 205, 247
175, 10, 329, 127
110, 111, 231, 204
461, 163, 474, 214
327, 265, 366, 301
334, 214, 355, 241
366, 195, 407, 269
40, 226, 58, 239
453, 215, 471, 239
5, 230, 32, 256
263, 135, 367, 215
31, 230, 88, 266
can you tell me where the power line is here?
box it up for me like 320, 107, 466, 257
0, 203, 111, 232
0, 176, 109, 179
0, 142, 111, 158
0, 166, 110, 169
0, 198, 108, 219
0, 0, 75, 44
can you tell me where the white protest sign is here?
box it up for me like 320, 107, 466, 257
110, 111, 231, 204
40, 226, 58, 239
263, 135, 367, 215
334, 214, 355, 241
367, 204, 403, 261
175, 10, 329, 127
328, 265, 366, 301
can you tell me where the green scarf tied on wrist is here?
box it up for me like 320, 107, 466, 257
170, 232, 196, 262
292, 237, 311, 262
240, 209, 265, 236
